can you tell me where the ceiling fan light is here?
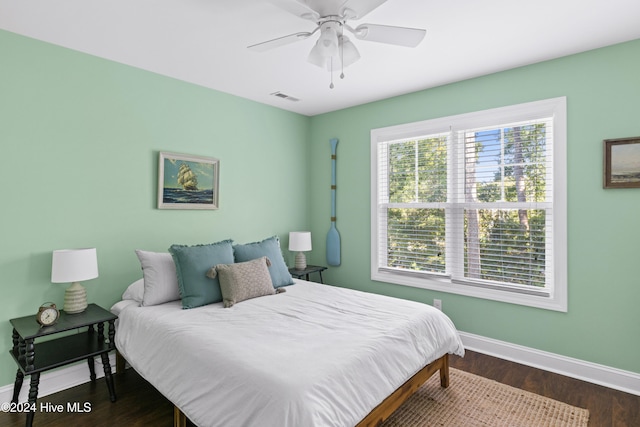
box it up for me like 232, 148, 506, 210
307, 25, 340, 68
340, 36, 360, 68
318, 26, 339, 55
307, 46, 328, 68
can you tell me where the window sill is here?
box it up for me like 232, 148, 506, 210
371, 270, 567, 312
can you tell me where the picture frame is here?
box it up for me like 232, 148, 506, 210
158, 152, 219, 209
603, 137, 640, 189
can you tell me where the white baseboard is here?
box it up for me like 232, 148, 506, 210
2, 336, 639, 404
0, 353, 116, 404
459, 331, 640, 396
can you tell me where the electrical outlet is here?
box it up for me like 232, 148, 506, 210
433, 299, 442, 311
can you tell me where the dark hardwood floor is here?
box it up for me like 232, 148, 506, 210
1, 350, 638, 426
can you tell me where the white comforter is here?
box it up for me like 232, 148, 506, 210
115, 280, 464, 427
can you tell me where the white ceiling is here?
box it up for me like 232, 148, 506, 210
2, 0, 640, 116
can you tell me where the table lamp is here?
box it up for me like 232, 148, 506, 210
289, 232, 312, 271
51, 248, 99, 314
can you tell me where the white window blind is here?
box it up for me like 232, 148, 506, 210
378, 132, 449, 276
371, 97, 567, 311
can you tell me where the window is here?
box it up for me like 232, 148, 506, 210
371, 97, 567, 311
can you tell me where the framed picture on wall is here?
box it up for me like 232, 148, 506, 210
603, 137, 640, 189
158, 152, 220, 209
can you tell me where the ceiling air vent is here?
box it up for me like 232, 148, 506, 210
270, 91, 300, 102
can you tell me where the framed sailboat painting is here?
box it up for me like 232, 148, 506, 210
158, 152, 220, 210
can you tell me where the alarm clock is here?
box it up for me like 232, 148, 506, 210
36, 302, 60, 326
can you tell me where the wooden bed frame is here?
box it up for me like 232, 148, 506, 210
356, 353, 449, 427
118, 352, 450, 427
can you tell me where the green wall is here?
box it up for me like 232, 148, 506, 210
0, 30, 310, 387
307, 39, 640, 374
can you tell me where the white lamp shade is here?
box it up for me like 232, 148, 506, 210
308, 25, 339, 68
340, 36, 360, 68
289, 232, 312, 252
51, 248, 99, 283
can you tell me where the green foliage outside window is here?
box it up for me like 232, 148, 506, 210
384, 123, 549, 288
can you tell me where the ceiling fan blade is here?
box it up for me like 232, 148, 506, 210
268, 0, 320, 21
353, 23, 426, 47
248, 32, 312, 52
340, 0, 388, 19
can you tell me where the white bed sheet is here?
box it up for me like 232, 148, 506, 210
115, 279, 464, 427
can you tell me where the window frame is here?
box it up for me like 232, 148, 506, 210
370, 97, 567, 312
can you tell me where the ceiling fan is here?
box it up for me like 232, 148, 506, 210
248, 0, 426, 88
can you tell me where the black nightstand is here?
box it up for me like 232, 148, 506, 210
289, 265, 327, 283
9, 303, 117, 427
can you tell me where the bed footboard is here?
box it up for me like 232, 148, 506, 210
356, 353, 449, 427
172, 354, 449, 427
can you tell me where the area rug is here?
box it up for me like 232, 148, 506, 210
381, 368, 589, 427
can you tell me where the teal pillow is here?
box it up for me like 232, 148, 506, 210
233, 236, 294, 288
169, 240, 234, 309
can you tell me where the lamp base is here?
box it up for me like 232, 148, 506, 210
64, 282, 88, 314
294, 252, 307, 271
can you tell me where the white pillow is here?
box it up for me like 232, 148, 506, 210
122, 278, 144, 303
135, 250, 181, 306
111, 299, 141, 316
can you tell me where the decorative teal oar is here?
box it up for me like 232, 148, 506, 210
327, 138, 341, 266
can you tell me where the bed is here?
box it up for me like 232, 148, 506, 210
113, 278, 464, 427
112, 239, 464, 426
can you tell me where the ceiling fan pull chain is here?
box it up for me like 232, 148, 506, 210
340, 27, 345, 80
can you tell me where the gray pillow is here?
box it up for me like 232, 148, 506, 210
135, 250, 180, 306
209, 256, 275, 308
